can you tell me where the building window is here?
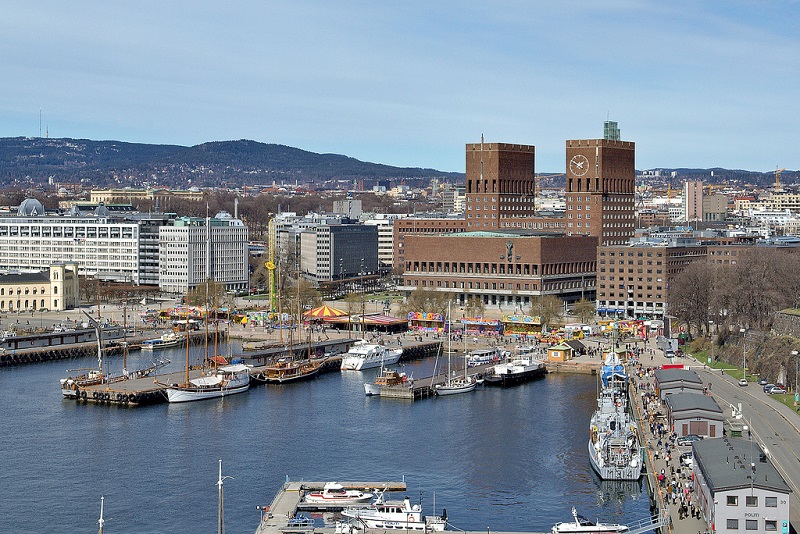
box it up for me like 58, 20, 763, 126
727, 496, 738, 506
745, 520, 758, 530
745, 496, 758, 507
765, 497, 777, 507
726, 519, 738, 529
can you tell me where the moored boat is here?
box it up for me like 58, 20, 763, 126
364, 368, 410, 396
342, 494, 446, 531
303, 482, 374, 505
250, 357, 321, 384
164, 363, 251, 403
467, 347, 502, 367
483, 357, 546, 387
141, 331, 184, 351
551, 507, 628, 533
340, 340, 402, 371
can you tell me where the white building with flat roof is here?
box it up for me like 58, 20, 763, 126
158, 214, 248, 295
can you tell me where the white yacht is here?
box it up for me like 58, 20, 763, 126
340, 340, 402, 371
342, 495, 446, 531
303, 482, 373, 505
552, 507, 628, 533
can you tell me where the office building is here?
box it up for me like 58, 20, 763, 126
158, 214, 248, 294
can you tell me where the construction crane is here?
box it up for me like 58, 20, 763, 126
774, 166, 787, 192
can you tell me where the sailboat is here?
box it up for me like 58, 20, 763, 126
60, 310, 168, 399
162, 284, 250, 403
434, 303, 477, 396
250, 267, 321, 384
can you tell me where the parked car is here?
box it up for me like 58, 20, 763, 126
768, 386, 787, 394
763, 383, 776, 393
758, 377, 768, 386
677, 434, 704, 446
680, 451, 694, 468
738, 378, 748, 386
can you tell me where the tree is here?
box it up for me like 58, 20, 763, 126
186, 279, 227, 309
399, 287, 450, 317
573, 299, 596, 325
463, 295, 486, 318
668, 261, 716, 336
528, 295, 562, 331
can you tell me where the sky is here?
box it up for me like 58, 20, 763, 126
2, 1, 799, 174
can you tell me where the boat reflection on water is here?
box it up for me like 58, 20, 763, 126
592, 478, 644, 507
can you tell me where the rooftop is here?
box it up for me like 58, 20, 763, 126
654, 368, 703, 385
665, 392, 723, 413
694, 437, 791, 494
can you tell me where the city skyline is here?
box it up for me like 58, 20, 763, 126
2, 1, 798, 174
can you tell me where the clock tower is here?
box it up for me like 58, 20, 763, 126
565, 121, 635, 245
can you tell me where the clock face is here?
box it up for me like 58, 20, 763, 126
570, 154, 589, 177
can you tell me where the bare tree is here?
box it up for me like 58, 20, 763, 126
668, 262, 716, 335
573, 298, 596, 325
528, 295, 562, 331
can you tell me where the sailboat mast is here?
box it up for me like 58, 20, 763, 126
122, 293, 128, 376
217, 459, 225, 534
97, 495, 105, 534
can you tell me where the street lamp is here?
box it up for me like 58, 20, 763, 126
740, 328, 747, 379
792, 350, 799, 411
709, 320, 714, 365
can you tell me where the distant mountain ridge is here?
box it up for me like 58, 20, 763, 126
0, 137, 464, 188
0, 136, 793, 190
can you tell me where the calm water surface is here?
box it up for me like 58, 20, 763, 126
0, 343, 650, 533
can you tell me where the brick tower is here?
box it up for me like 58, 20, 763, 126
464, 138, 536, 229
564, 121, 635, 245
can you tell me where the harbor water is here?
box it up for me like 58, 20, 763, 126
0, 342, 651, 533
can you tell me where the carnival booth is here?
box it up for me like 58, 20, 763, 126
501, 314, 541, 340
547, 343, 574, 362
407, 311, 445, 333
462, 317, 502, 337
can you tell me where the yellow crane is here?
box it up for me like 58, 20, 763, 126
775, 166, 787, 192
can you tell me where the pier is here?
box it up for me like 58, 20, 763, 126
253, 480, 668, 534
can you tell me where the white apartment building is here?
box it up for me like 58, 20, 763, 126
0, 199, 155, 284
158, 214, 248, 295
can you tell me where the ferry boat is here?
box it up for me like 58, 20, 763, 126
551, 507, 629, 533
141, 332, 184, 351
467, 347, 502, 367
303, 482, 374, 505
340, 340, 403, 371
341, 495, 446, 531
163, 363, 251, 403
483, 357, 546, 387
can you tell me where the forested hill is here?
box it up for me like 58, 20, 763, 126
0, 137, 464, 188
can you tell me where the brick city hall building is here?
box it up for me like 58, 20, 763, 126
400, 125, 636, 308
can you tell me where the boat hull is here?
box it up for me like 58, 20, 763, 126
434, 381, 477, 396
588, 440, 642, 481
165, 381, 250, 403
251, 367, 320, 384
484, 365, 546, 387
364, 382, 381, 396
340, 346, 402, 371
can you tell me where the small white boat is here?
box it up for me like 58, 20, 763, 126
342, 495, 446, 531
164, 364, 250, 403
551, 507, 629, 533
467, 347, 501, 367
341, 340, 403, 371
303, 482, 374, 505
141, 332, 184, 351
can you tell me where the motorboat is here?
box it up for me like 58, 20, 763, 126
303, 482, 374, 505
552, 507, 628, 533
341, 495, 446, 531
467, 347, 501, 367
141, 331, 184, 351
340, 340, 403, 371
163, 363, 251, 403
483, 357, 546, 387
364, 368, 411, 396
